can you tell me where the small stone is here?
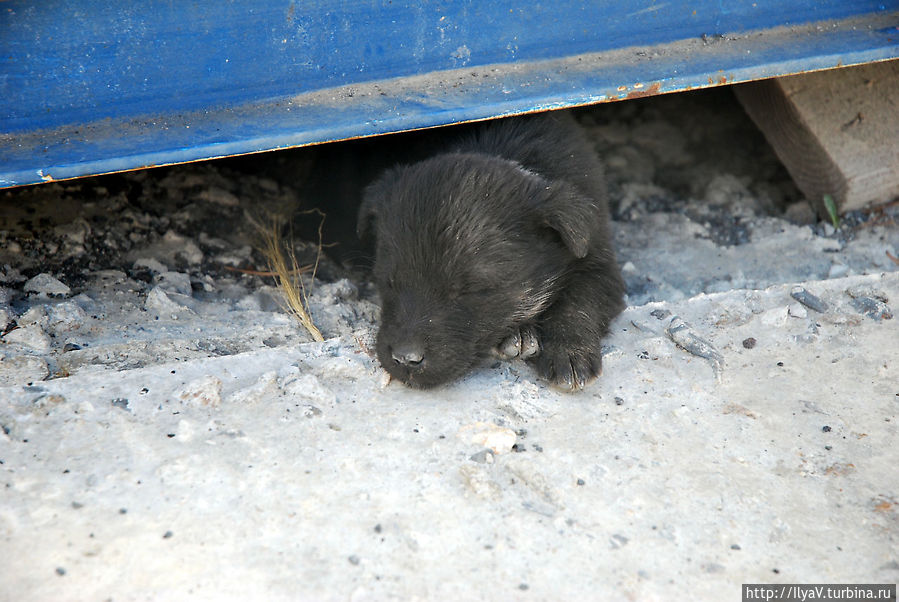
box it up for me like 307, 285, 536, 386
614, 396, 625, 406
787, 303, 807, 319
17, 306, 47, 328
46, 301, 87, 333
458, 422, 517, 455
144, 286, 193, 317
348, 555, 361, 566
133, 257, 168, 275
469, 450, 494, 463
155, 271, 193, 296
790, 286, 829, 313
163, 530, 174, 539
822, 425, 832, 433
742, 337, 756, 349
730, 544, 741, 550
301, 405, 322, 418
24, 273, 71, 297
2, 323, 52, 352
576, 478, 586, 486
828, 263, 849, 278
175, 375, 223, 408
282, 374, 337, 406
55, 567, 66, 576
784, 201, 816, 225
849, 297, 892, 321
0, 355, 49, 386
196, 187, 240, 207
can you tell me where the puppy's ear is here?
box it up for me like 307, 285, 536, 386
538, 184, 601, 259
357, 168, 399, 244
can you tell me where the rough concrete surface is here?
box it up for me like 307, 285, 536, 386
1, 90, 897, 600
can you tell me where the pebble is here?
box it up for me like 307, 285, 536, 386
17, 306, 47, 327
144, 286, 193, 316
790, 286, 829, 313
2, 324, 52, 352
828, 263, 849, 278
459, 422, 517, 454
0, 355, 50, 386
650, 309, 671, 320
155, 271, 193, 296
175, 375, 223, 408
46, 302, 87, 333
665, 316, 724, 374
850, 297, 893, 321
23, 273, 71, 297
224, 371, 280, 406
133, 257, 168, 275
162, 231, 204, 265
787, 303, 808, 319
196, 187, 240, 207
281, 373, 337, 405
311, 279, 359, 304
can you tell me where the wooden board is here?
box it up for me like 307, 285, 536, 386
735, 59, 899, 213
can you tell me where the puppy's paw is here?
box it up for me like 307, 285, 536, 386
494, 325, 541, 360
530, 343, 602, 392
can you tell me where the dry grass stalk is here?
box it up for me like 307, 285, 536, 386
255, 213, 325, 343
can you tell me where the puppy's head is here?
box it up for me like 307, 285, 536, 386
358, 152, 598, 388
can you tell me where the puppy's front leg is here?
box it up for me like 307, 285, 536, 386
529, 265, 624, 391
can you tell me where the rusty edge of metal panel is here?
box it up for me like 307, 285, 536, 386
1, 11, 897, 189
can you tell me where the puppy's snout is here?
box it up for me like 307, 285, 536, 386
390, 343, 424, 368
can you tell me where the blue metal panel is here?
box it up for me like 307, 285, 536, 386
1, 2, 898, 188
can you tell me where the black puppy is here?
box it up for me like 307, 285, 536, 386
357, 112, 625, 390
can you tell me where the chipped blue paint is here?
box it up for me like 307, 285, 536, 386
1, 2, 897, 188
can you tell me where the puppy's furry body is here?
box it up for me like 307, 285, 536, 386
358, 112, 625, 390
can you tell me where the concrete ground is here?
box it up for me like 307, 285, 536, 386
1, 90, 897, 600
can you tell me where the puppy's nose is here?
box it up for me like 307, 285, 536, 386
391, 344, 424, 367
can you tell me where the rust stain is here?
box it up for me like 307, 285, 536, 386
625, 82, 661, 99
874, 500, 893, 512
286, 1, 295, 25
718, 75, 728, 85
824, 462, 856, 477
722, 403, 757, 419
